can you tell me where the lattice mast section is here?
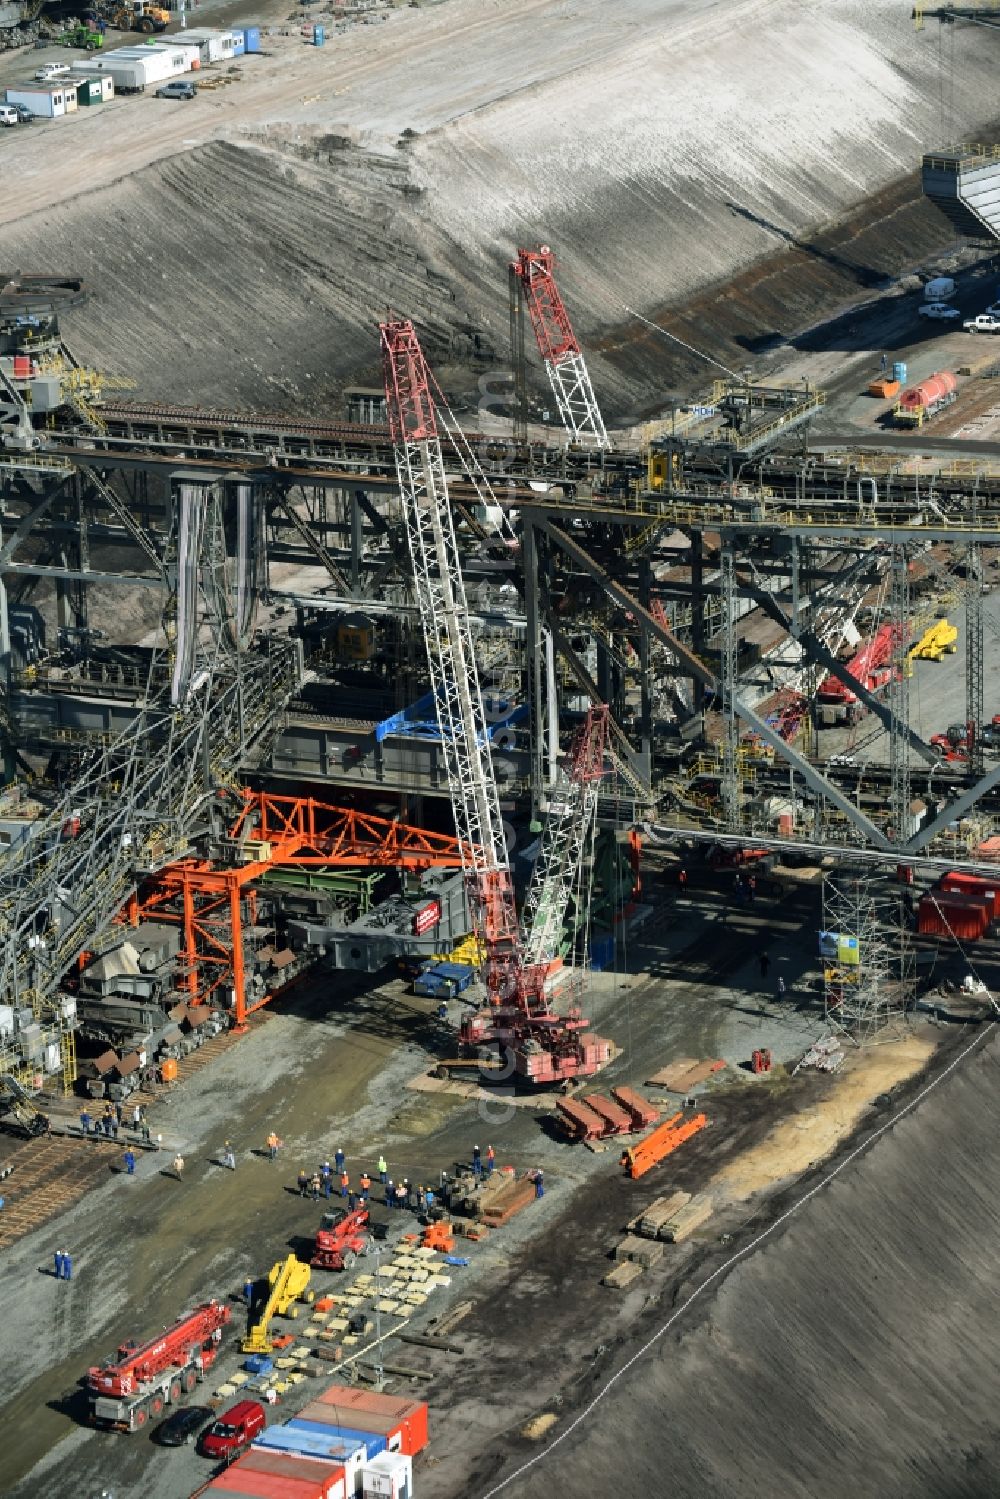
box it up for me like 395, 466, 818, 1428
823, 867, 912, 1044
719, 541, 742, 830
967, 534, 985, 778
510, 245, 610, 449
521, 705, 609, 971
380, 318, 521, 1003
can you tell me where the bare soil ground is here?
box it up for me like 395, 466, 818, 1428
482, 1026, 1000, 1499
2, 0, 1000, 419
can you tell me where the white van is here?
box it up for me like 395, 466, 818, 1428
924, 276, 957, 301
0, 105, 18, 127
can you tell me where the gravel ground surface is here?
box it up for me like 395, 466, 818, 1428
485, 1023, 1000, 1499
0, 877, 875, 1499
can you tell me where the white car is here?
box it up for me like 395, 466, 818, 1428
918, 301, 961, 320
963, 314, 1000, 334
34, 63, 71, 81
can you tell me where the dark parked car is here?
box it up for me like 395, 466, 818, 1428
8, 104, 35, 123
154, 1405, 213, 1446
154, 80, 196, 100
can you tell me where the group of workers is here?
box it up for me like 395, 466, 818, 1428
79, 1101, 151, 1142
291, 1142, 500, 1215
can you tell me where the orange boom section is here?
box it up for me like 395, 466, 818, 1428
620, 1111, 708, 1179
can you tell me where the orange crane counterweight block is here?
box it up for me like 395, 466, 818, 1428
620, 1111, 708, 1179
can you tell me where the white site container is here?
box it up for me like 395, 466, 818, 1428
76, 44, 192, 90
6, 81, 74, 117
171, 27, 236, 63
147, 38, 202, 70
362, 1452, 413, 1499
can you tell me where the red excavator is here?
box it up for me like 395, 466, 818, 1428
88, 1300, 231, 1431
311, 1204, 371, 1271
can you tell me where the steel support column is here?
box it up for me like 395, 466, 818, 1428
966, 537, 984, 778
690, 530, 706, 715
535, 516, 889, 845
720, 542, 741, 828
523, 516, 546, 803
889, 543, 911, 844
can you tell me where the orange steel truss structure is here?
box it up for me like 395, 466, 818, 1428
123, 792, 469, 1027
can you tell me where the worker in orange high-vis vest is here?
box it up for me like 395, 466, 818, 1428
359, 1172, 371, 1203
340, 1170, 350, 1199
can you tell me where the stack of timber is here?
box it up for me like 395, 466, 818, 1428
480, 1174, 536, 1227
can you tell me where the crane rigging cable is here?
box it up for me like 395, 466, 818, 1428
622, 304, 745, 380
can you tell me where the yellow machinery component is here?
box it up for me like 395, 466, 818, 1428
909, 617, 958, 664
431, 932, 485, 967
242, 1254, 311, 1354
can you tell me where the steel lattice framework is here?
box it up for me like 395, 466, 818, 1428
131, 792, 468, 1026
521, 704, 609, 970
823, 867, 913, 1043
0, 644, 300, 1061
510, 245, 609, 449
380, 318, 522, 1004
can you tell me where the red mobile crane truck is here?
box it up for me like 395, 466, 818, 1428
87, 1299, 231, 1431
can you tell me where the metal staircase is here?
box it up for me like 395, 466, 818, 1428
923, 145, 1000, 241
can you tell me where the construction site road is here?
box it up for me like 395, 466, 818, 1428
0, 0, 692, 230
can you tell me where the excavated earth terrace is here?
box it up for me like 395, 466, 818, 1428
0, 0, 996, 417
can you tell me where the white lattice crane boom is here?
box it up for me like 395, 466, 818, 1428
380, 319, 520, 1001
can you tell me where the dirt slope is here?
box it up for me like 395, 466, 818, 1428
488, 1032, 1000, 1499
0, 0, 998, 417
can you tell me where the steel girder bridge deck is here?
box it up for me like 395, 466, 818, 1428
6, 391, 1000, 943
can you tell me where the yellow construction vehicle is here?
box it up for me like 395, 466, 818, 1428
242, 1254, 311, 1355
89, 0, 170, 32
909, 617, 958, 665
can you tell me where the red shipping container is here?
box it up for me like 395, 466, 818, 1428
210, 1469, 325, 1499
312, 1388, 429, 1455
939, 871, 1000, 919
917, 891, 989, 940
239, 1450, 346, 1499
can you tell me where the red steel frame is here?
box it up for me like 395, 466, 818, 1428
510, 244, 580, 365
122, 792, 468, 1028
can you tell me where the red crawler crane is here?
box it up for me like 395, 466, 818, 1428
380, 316, 613, 1085
817, 622, 906, 725
510, 244, 609, 449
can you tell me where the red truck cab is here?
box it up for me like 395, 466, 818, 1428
199, 1398, 266, 1459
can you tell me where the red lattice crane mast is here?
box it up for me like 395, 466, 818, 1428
380, 317, 612, 1084
510, 244, 609, 449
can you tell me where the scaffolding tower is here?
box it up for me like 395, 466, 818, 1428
822, 867, 914, 1044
